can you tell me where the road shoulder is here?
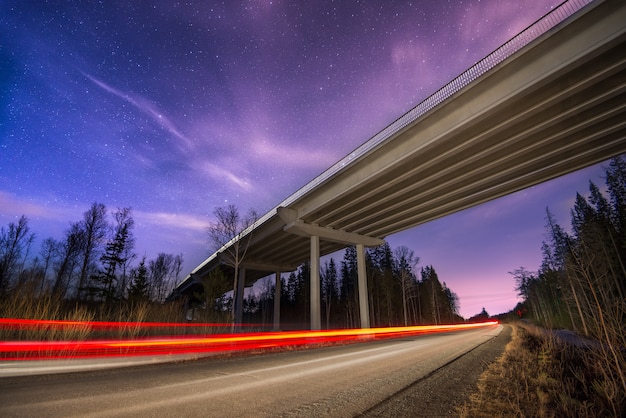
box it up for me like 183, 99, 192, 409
361, 324, 512, 417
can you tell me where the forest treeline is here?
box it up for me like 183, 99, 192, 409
1, 203, 464, 328
2, 206, 466, 329
512, 156, 625, 339
510, 156, 626, 410
464, 157, 626, 418
0, 204, 183, 314
194, 243, 464, 330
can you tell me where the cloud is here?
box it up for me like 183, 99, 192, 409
193, 160, 253, 191
134, 210, 208, 231
0, 191, 80, 221
83, 72, 194, 149
250, 138, 338, 169
0, 190, 208, 235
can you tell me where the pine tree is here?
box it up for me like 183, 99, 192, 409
420, 265, 456, 324
90, 208, 134, 303
340, 246, 358, 328
322, 258, 338, 329
128, 257, 149, 301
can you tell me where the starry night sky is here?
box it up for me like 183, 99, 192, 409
0, 1, 611, 318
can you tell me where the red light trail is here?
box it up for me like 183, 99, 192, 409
0, 318, 498, 361
0, 318, 237, 329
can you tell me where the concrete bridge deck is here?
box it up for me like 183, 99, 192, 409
174, 0, 626, 330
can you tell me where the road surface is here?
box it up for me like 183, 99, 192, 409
0, 324, 503, 417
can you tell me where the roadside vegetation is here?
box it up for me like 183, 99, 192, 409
0, 199, 485, 367
0, 204, 194, 343
460, 321, 624, 417
1, 202, 468, 346
461, 156, 626, 417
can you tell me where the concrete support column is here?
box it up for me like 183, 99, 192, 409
234, 266, 246, 326
273, 271, 281, 331
310, 235, 321, 330
357, 244, 370, 329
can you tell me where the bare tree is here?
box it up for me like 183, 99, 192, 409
77, 203, 108, 300
207, 205, 258, 326
38, 238, 57, 294
52, 222, 85, 298
395, 246, 419, 326
0, 215, 34, 297
148, 253, 183, 302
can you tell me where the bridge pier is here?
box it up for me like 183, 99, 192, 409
277, 207, 383, 330
310, 235, 321, 330
356, 244, 370, 329
273, 271, 281, 331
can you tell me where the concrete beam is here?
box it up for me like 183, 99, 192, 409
277, 206, 298, 223
284, 219, 384, 247
241, 260, 299, 273
280, 206, 384, 247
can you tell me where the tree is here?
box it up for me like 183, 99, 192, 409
90, 208, 134, 302
38, 238, 57, 294
52, 222, 85, 298
340, 246, 358, 328
128, 257, 150, 301
148, 253, 183, 302
193, 268, 231, 322
322, 258, 338, 329
77, 203, 108, 300
256, 276, 275, 326
468, 307, 490, 322
511, 267, 552, 325
206, 204, 258, 326
295, 262, 310, 325
442, 282, 460, 322
420, 265, 457, 324
395, 246, 419, 326
0, 215, 35, 297
369, 242, 397, 326
606, 156, 626, 235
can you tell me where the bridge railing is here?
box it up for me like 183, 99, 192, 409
185, 0, 595, 280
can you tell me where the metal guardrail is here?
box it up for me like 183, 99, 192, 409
184, 0, 595, 281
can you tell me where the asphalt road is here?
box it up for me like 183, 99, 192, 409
0, 324, 503, 417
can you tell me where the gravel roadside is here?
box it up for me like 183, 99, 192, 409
360, 324, 512, 417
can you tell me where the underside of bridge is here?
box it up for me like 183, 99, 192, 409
174, 0, 626, 330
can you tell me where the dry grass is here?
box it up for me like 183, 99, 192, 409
459, 323, 625, 418
0, 294, 95, 341
0, 294, 191, 342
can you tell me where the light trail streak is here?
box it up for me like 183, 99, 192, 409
0, 319, 498, 361
0, 318, 239, 329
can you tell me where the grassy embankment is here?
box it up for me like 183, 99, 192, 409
459, 322, 625, 417
0, 293, 232, 343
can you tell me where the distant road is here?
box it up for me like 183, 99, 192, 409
0, 325, 503, 417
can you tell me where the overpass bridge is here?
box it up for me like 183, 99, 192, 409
174, 0, 626, 330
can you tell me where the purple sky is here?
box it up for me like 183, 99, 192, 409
1, 0, 609, 318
